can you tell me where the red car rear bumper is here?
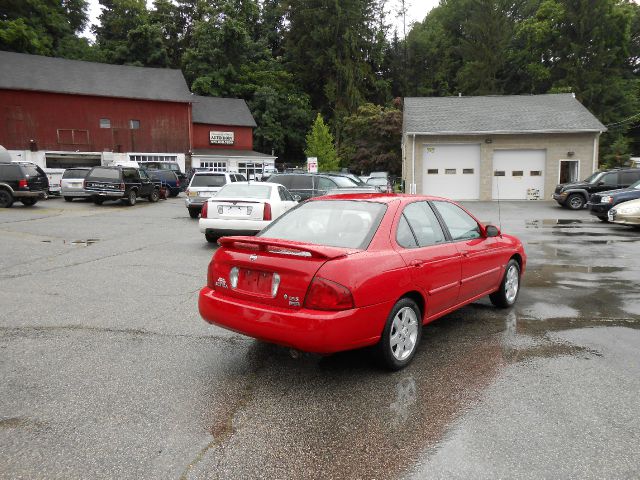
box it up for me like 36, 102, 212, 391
199, 286, 390, 354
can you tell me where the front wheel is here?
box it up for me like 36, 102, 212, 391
597, 215, 608, 222
205, 232, 218, 243
376, 298, 422, 370
566, 193, 585, 210
20, 198, 38, 206
148, 189, 159, 203
489, 259, 521, 308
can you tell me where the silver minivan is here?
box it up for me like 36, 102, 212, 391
61, 167, 91, 201
185, 172, 246, 218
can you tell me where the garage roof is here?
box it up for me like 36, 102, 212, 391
0, 51, 191, 103
191, 96, 257, 127
404, 94, 606, 134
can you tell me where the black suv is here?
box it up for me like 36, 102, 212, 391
553, 168, 640, 210
587, 179, 640, 221
146, 170, 181, 197
0, 161, 48, 208
266, 173, 376, 200
84, 166, 160, 206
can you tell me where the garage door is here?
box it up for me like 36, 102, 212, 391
422, 144, 480, 200
492, 150, 545, 200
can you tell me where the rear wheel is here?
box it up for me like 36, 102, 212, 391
148, 189, 159, 203
376, 298, 422, 370
0, 189, 14, 208
169, 190, 178, 198
188, 207, 200, 219
125, 190, 137, 206
205, 232, 218, 243
489, 259, 520, 308
566, 193, 585, 210
64, 196, 73, 202
20, 198, 38, 206
597, 215, 608, 222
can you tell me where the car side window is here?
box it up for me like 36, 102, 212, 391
620, 171, 640, 185
290, 175, 312, 190
278, 186, 293, 201
433, 201, 481, 241
123, 169, 138, 182
317, 177, 337, 191
600, 172, 618, 186
139, 170, 149, 180
396, 215, 418, 248
402, 202, 446, 246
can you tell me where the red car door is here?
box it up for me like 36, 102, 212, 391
432, 201, 503, 303
395, 201, 461, 318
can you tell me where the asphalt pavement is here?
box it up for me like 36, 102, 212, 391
0, 197, 638, 479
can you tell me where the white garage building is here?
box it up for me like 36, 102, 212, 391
402, 94, 606, 200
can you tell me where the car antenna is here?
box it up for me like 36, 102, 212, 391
495, 171, 503, 232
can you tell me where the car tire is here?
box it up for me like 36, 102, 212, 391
64, 196, 73, 202
489, 259, 521, 308
0, 189, 14, 208
20, 198, 38, 207
597, 215, 608, 222
376, 298, 422, 370
93, 198, 104, 205
149, 189, 159, 203
566, 193, 585, 210
125, 190, 137, 206
188, 208, 200, 219
205, 232, 219, 243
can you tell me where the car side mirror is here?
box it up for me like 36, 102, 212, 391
597, 181, 605, 186
293, 194, 301, 202
485, 225, 500, 237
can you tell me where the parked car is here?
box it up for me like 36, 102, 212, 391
61, 167, 91, 201
0, 159, 48, 208
199, 194, 526, 370
84, 166, 160, 206
608, 198, 640, 226
146, 170, 181, 197
366, 176, 391, 192
587, 179, 640, 221
552, 167, 640, 210
139, 161, 187, 187
199, 182, 299, 243
185, 172, 247, 218
266, 173, 376, 201
327, 171, 368, 186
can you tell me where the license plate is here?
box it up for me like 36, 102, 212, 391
608, 210, 615, 221
224, 205, 247, 215
238, 269, 272, 294
199, 192, 214, 197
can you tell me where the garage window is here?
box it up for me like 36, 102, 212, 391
530, 171, 542, 176
445, 169, 456, 174
512, 171, 524, 177
427, 169, 438, 174
494, 171, 505, 176
463, 168, 474, 174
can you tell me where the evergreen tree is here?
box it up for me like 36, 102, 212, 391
304, 113, 339, 171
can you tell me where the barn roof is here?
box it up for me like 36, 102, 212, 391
0, 51, 191, 103
403, 94, 606, 135
191, 96, 257, 127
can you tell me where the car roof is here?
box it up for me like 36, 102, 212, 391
312, 193, 446, 204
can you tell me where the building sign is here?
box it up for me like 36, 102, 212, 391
209, 131, 235, 145
307, 157, 318, 173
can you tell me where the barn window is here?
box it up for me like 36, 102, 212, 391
129, 119, 140, 129
99, 118, 111, 128
512, 171, 524, 177
494, 171, 505, 176
445, 169, 456, 174
427, 169, 438, 174
463, 168, 474, 174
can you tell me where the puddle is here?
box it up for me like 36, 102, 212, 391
525, 219, 586, 229
64, 239, 100, 247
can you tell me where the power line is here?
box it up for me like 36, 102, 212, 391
606, 111, 640, 128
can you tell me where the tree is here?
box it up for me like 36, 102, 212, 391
340, 102, 402, 175
0, 0, 90, 57
304, 114, 339, 171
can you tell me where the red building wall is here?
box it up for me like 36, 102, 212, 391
191, 123, 253, 150
0, 90, 191, 153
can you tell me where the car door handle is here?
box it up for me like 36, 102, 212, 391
410, 260, 424, 267
460, 251, 470, 257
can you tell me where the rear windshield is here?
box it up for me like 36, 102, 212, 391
22, 165, 42, 177
217, 184, 271, 199
87, 168, 120, 181
259, 200, 387, 249
62, 169, 89, 179
190, 174, 226, 187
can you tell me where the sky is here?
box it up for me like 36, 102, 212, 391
84, 0, 440, 40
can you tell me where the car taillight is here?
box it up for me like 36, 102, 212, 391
83, 180, 87, 189
263, 202, 272, 220
207, 259, 216, 289
176, 180, 180, 187
120, 182, 125, 190
201, 201, 208, 218
18, 179, 28, 189
304, 277, 354, 311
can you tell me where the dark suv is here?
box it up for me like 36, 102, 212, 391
0, 161, 48, 208
553, 168, 640, 210
146, 170, 181, 197
84, 166, 160, 206
587, 179, 640, 221
266, 173, 376, 200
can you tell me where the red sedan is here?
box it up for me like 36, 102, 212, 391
199, 194, 526, 369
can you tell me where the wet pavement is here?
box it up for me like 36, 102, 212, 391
0, 198, 638, 479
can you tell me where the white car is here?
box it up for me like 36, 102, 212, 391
199, 182, 299, 243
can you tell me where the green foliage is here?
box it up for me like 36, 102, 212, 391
305, 114, 339, 171
340, 102, 402, 175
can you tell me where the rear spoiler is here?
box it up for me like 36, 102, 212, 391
217, 236, 357, 259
